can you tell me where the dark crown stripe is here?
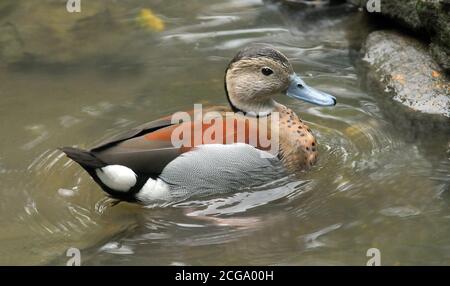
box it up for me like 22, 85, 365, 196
227, 44, 290, 69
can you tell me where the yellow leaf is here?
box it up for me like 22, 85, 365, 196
136, 8, 165, 32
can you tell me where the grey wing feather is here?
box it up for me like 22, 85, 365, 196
159, 143, 285, 201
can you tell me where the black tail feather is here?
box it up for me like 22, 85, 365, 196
59, 147, 106, 169
60, 146, 143, 203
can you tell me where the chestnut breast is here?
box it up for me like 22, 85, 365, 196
276, 104, 318, 172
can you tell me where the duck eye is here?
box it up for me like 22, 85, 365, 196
261, 67, 273, 76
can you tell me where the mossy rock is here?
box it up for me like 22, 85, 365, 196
0, 0, 17, 17
0, 1, 145, 66
0, 23, 25, 64
348, 0, 449, 72
416, 0, 450, 71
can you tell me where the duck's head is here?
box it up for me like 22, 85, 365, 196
225, 44, 336, 115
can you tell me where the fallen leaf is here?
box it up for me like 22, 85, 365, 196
136, 8, 165, 32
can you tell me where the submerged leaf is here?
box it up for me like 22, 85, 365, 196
136, 8, 165, 32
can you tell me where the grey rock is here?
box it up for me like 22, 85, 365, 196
348, 0, 450, 72
363, 31, 450, 118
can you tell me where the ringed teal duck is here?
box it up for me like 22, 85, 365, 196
61, 44, 336, 205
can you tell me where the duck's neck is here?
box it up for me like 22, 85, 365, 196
228, 98, 277, 117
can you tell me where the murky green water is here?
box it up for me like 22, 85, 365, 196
0, 0, 449, 265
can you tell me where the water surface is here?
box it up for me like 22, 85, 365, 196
0, 0, 449, 265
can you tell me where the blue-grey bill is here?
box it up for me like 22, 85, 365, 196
286, 74, 336, 106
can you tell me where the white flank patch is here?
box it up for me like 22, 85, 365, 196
136, 178, 170, 204
95, 165, 137, 192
